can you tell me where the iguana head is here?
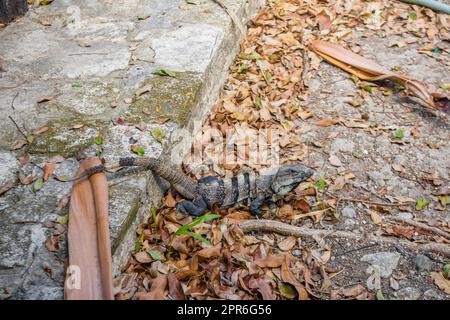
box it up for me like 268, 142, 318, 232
270, 163, 315, 195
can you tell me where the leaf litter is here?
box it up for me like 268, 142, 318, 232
109, 0, 450, 300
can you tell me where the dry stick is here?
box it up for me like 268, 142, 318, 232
387, 216, 450, 240
300, 49, 309, 90
8, 115, 27, 138
336, 196, 411, 207
238, 220, 450, 257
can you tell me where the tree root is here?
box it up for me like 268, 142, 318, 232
387, 216, 450, 240
238, 220, 450, 257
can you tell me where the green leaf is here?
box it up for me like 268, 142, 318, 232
408, 12, 417, 20
39, 0, 54, 6
151, 127, 165, 143
147, 250, 165, 261
263, 70, 271, 82
176, 230, 212, 245
349, 74, 360, 84
137, 15, 150, 21
175, 213, 221, 235
394, 129, 405, 139
152, 68, 176, 77
278, 282, 297, 299
443, 264, 450, 280
438, 195, 449, 208
72, 83, 82, 88
134, 233, 144, 252
133, 145, 145, 157
415, 198, 428, 210
237, 65, 248, 74
362, 84, 372, 94
432, 49, 441, 54
31, 178, 44, 193
376, 289, 385, 300
95, 149, 103, 157
55, 175, 70, 182
254, 97, 262, 107
56, 214, 68, 225
26, 134, 34, 144
95, 136, 103, 145
315, 178, 326, 191
440, 83, 449, 91
174, 213, 220, 245
151, 207, 158, 229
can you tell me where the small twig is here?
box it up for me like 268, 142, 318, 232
8, 115, 27, 138
333, 193, 411, 208
10, 91, 19, 110
300, 49, 309, 91
68, 52, 108, 56
292, 208, 331, 221
238, 219, 450, 257
328, 268, 345, 280
335, 243, 379, 257
387, 216, 450, 240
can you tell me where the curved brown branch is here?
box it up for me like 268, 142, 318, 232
238, 219, 450, 257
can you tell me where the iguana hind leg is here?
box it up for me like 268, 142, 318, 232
176, 197, 208, 216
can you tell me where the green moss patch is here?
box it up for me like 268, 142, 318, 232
123, 72, 203, 126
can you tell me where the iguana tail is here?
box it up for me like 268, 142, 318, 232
118, 157, 197, 200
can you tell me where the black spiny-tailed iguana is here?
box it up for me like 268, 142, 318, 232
76, 157, 315, 217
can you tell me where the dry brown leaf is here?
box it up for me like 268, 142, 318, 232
136, 273, 168, 300
342, 284, 365, 297
56, 195, 69, 211
164, 192, 177, 208
315, 118, 339, 127
292, 198, 310, 213
328, 155, 342, 167
430, 272, 450, 295
135, 251, 152, 264
43, 162, 56, 181
32, 126, 49, 135
370, 211, 382, 225
37, 96, 55, 103
19, 173, 36, 185
248, 277, 276, 300
197, 244, 221, 258
0, 180, 16, 196
10, 139, 27, 150
48, 155, 65, 164
384, 225, 415, 239
277, 236, 296, 251
254, 254, 285, 268
167, 271, 186, 300
310, 40, 437, 110
18, 153, 30, 165
45, 235, 61, 252
343, 120, 369, 129
135, 84, 152, 97
278, 204, 294, 219
316, 10, 331, 31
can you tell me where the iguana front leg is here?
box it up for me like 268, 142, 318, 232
249, 195, 271, 217
176, 196, 208, 216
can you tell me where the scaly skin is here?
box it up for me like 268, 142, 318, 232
74, 157, 315, 217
